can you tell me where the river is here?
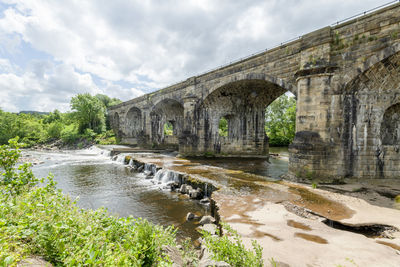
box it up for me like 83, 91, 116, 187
26, 146, 289, 240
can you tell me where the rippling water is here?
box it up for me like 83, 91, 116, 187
28, 147, 209, 240
26, 146, 289, 240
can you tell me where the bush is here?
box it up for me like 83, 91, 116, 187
202, 223, 263, 267
47, 121, 64, 139
94, 130, 118, 145
60, 124, 80, 144
0, 140, 178, 266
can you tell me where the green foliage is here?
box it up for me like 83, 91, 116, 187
311, 182, 318, 189
43, 110, 62, 124
0, 138, 40, 196
60, 124, 80, 144
95, 94, 122, 108
218, 117, 228, 137
0, 111, 48, 146
265, 94, 296, 146
0, 141, 177, 266
71, 93, 106, 134
164, 122, 173, 136
0, 93, 120, 147
95, 130, 117, 145
202, 223, 263, 267
47, 121, 64, 139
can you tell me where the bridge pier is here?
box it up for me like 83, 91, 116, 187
288, 67, 344, 182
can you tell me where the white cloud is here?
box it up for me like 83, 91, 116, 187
0, 0, 387, 112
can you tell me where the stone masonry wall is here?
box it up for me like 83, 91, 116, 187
109, 3, 400, 181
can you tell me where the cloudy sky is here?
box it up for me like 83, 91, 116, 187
0, 0, 391, 112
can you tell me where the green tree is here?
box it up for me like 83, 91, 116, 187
95, 94, 122, 108
43, 109, 62, 124
70, 93, 106, 134
265, 94, 296, 146
219, 117, 228, 137
95, 94, 122, 130
0, 110, 18, 144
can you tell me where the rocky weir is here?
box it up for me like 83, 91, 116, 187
112, 153, 221, 227
111, 151, 400, 266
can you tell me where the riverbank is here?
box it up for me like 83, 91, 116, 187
119, 151, 400, 266
3, 142, 263, 266
18, 145, 400, 265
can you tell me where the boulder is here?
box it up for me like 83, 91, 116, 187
189, 189, 200, 199
179, 184, 187, 194
180, 184, 193, 194
199, 215, 216, 225
137, 165, 144, 172
166, 181, 179, 190
200, 197, 210, 204
199, 246, 230, 267
199, 260, 231, 267
186, 212, 195, 221
161, 245, 184, 267
189, 188, 203, 199
199, 223, 217, 235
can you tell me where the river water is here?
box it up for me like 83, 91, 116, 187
27, 146, 289, 240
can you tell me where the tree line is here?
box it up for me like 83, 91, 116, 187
0, 93, 296, 147
0, 94, 121, 146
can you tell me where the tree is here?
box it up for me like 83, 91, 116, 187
70, 93, 106, 134
95, 94, 122, 131
265, 94, 296, 146
95, 94, 122, 108
43, 109, 62, 124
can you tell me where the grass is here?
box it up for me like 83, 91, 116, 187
0, 138, 265, 266
202, 223, 264, 267
0, 139, 177, 266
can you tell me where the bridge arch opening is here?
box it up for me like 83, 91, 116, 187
201, 79, 288, 156
164, 121, 174, 136
343, 51, 400, 178
150, 98, 184, 148
218, 116, 229, 138
381, 103, 400, 146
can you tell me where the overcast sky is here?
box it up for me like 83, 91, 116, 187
0, 0, 391, 112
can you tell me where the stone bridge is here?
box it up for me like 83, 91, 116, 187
109, 3, 400, 182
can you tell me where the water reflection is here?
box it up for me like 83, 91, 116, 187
30, 150, 208, 240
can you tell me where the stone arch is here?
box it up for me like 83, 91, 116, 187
125, 107, 142, 138
199, 78, 288, 155
150, 98, 184, 147
381, 103, 400, 145
203, 72, 295, 100
343, 43, 400, 88
342, 50, 400, 178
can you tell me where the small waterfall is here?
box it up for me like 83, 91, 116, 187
115, 154, 126, 164
144, 163, 152, 172
204, 183, 208, 197
100, 150, 111, 157
153, 169, 180, 184
128, 158, 133, 166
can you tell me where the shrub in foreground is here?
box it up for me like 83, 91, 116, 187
202, 223, 264, 267
0, 139, 176, 266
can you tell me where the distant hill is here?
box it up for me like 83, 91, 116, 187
19, 111, 50, 115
